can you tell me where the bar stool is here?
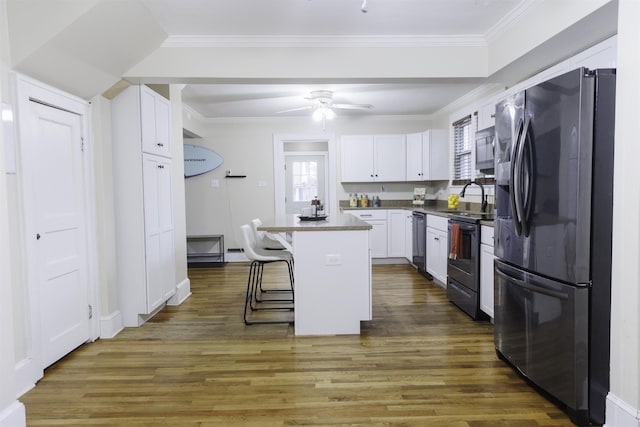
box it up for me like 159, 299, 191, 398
240, 224, 294, 325
249, 218, 294, 296
250, 218, 288, 250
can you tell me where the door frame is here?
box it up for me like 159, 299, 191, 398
13, 73, 100, 391
273, 133, 337, 218
284, 151, 328, 215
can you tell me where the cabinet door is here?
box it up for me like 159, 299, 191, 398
423, 129, 449, 180
387, 210, 406, 258
477, 103, 496, 131
341, 135, 374, 182
404, 212, 413, 260
140, 86, 171, 158
143, 155, 175, 312
374, 135, 406, 181
406, 132, 424, 180
426, 227, 439, 278
369, 220, 388, 258
480, 243, 495, 318
434, 229, 448, 284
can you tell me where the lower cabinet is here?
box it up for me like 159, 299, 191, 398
480, 225, 495, 318
426, 215, 448, 285
348, 210, 388, 258
387, 210, 407, 258
404, 212, 413, 261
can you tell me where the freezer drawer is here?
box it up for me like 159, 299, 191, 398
494, 259, 589, 423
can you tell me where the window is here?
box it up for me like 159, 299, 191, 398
452, 115, 472, 182
291, 160, 318, 202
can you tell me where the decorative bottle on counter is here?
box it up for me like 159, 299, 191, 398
360, 194, 369, 207
349, 193, 358, 207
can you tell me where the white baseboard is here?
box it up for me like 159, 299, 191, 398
167, 277, 191, 306
14, 358, 38, 398
225, 251, 248, 262
605, 393, 640, 427
372, 258, 409, 265
0, 401, 26, 427
100, 310, 124, 339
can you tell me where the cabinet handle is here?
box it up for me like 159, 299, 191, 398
434, 236, 439, 241
490, 114, 496, 118
157, 164, 165, 169
370, 174, 374, 178
157, 142, 164, 147
360, 214, 373, 217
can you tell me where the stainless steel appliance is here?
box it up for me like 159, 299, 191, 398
475, 126, 495, 174
447, 215, 484, 320
493, 68, 616, 426
412, 211, 430, 279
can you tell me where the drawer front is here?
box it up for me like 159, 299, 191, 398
481, 225, 494, 246
426, 214, 448, 231
349, 210, 388, 221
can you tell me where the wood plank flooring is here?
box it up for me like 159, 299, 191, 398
22, 263, 578, 426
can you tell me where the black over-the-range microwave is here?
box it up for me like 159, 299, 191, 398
475, 126, 495, 174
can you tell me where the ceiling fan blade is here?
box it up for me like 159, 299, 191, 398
275, 106, 313, 113
332, 103, 374, 110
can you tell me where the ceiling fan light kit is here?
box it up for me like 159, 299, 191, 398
312, 106, 335, 122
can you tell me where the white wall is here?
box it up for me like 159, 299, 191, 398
182, 115, 436, 249
0, 0, 26, 424
606, 0, 640, 425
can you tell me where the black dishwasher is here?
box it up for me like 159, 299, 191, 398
412, 211, 431, 279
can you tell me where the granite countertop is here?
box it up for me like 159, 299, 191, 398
341, 202, 495, 226
258, 213, 372, 232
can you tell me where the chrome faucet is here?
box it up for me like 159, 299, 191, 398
460, 180, 488, 212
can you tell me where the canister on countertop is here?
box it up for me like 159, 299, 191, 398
373, 196, 381, 207
349, 193, 358, 207
360, 194, 369, 207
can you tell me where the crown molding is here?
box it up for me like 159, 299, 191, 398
485, 0, 545, 43
194, 113, 432, 124
162, 34, 487, 49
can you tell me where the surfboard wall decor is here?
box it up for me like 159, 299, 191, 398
184, 144, 224, 178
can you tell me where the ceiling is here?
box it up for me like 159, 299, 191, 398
140, 0, 525, 119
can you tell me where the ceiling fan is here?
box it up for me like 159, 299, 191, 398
277, 90, 373, 127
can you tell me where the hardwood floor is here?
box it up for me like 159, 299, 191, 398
22, 263, 577, 426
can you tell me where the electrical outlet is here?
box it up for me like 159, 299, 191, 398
210, 179, 219, 188
325, 254, 342, 266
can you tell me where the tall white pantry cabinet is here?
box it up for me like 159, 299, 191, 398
111, 85, 176, 327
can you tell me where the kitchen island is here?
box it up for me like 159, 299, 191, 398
258, 213, 372, 335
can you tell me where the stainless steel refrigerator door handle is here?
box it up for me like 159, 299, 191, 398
496, 267, 569, 300
519, 116, 533, 237
511, 119, 526, 236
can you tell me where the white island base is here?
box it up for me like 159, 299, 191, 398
259, 214, 372, 336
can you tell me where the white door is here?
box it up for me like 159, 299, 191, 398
27, 101, 91, 368
285, 154, 326, 215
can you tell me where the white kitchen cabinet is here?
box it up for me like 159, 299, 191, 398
480, 225, 495, 318
387, 210, 406, 258
426, 215, 448, 285
477, 103, 496, 131
140, 85, 171, 158
406, 130, 449, 181
404, 212, 413, 261
341, 134, 406, 182
348, 210, 388, 258
111, 85, 176, 327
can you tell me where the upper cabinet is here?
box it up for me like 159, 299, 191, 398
406, 129, 448, 181
476, 103, 495, 131
140, 85, 171, 158
341, 134, 406, 182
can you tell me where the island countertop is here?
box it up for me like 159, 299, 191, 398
258, 213, 372, 232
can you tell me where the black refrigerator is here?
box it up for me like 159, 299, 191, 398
493, 68, 616, 426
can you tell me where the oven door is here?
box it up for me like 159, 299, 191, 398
447, 219, 479, 291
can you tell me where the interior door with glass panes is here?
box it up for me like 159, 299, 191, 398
285, 154, 326, 215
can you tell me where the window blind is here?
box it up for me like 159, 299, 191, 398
452, 115, 473, 181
